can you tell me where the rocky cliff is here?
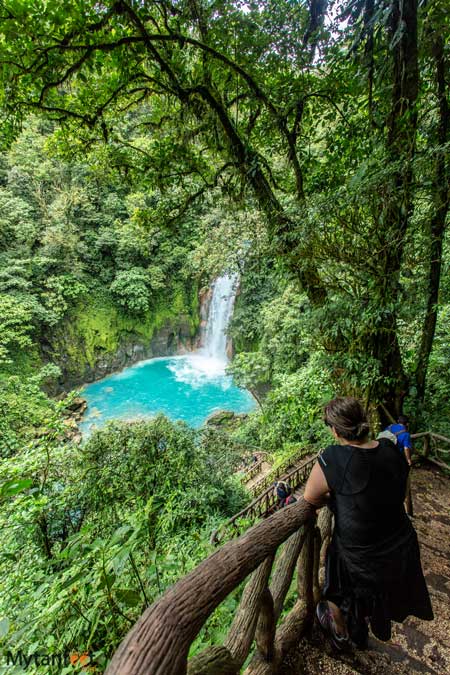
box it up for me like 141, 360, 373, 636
43, 282, 205, 392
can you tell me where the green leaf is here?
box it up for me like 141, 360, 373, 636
60, 570, 87, 591
1, 478, 33, 498
98, 572, 116, 590
115, 589, 142, 607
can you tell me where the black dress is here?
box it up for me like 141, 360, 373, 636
319, 438, 433, 645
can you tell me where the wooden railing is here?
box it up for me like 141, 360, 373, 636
105, 498, 332, 675
211, 454, 318, 544
249, 446, 313, 496
105, 429, 449, 675
239, 452, 270, 484
412, 431, 450, 471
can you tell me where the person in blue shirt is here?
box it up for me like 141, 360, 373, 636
386, 415, 413, 465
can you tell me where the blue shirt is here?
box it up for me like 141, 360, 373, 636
388, 424, 412, 454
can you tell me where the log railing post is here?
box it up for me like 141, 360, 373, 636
312, 526, 322, 606
255, 588, 276, 662
297, 518, 315, 613
270, 527, 307, 619
270, 518, 316, 663
187, 646, 239, 675
225, 555, 275, 667
317, 507, 332, 587
423, 432, 430, 459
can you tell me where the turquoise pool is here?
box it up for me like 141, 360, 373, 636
80, 353, 256, 434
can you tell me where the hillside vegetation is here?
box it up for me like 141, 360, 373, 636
0, 0, 448, 671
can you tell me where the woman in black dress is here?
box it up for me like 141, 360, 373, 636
304, 396, 433, 650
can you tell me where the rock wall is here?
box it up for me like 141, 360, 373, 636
44, 282, 205, 393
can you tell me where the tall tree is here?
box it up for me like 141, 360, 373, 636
0, 0, 447, 416
415, 21, 449, 404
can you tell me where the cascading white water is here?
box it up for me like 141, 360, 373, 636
167, 273, 237, 383
203, 273, 237, 362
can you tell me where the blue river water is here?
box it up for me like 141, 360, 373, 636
80, 353, 256, 435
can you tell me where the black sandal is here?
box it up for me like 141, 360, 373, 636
316, 601, 352, 653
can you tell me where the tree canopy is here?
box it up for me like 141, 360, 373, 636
1, 0, 448, 417
0, 1, 449, 670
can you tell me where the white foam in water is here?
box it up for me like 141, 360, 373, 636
167, 353, 229, 387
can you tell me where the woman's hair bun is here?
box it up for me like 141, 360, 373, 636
356, 421, 370, 440
324, 397, 370, 441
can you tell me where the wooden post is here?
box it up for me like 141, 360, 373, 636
255, 588, 276, 661
187, 646, 238, 675
248, 516, 318, 669
244, 655, 276, 675
270, 527, 307, 619
423, 432, 430, 459
297, 519, 315, 614
271, 519, 316, 660
317, 507, 333, 587
273, 599, 308, 663
225, 555, 274, 668
312, 526, 321, 605
317, 507, 332, 544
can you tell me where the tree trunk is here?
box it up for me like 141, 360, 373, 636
371, 0, 419, 417
415, 33, 449, 403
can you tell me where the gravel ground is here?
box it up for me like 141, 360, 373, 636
285, 464, 450, 675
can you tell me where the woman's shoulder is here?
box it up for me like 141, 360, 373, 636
318, 444, 354, 491
319, 443, 352, 469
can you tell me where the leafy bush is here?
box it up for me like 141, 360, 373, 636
0, 294, 34, 363
0, 364, 62, 458
0, 417, 247, 672
109, 267, 152, 314
257, 354, 334, 451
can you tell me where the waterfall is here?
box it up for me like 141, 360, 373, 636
167, 273, 237, 382
81, 273, 254, 435
203, 274, 237, 362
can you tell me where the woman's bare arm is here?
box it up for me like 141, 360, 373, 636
304, 460, 330, 508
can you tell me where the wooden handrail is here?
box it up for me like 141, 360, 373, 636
105, 499, 318, 675
239, 450, 269, 468
250, 446, 312, 496
429, 431, 450, 444
412, 431, 450, 471
211, 454, 318, 544
239, 452, 270, 483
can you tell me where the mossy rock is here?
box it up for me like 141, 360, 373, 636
206, 410, 249, 428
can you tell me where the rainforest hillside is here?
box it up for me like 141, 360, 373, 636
0, 0, 448, 672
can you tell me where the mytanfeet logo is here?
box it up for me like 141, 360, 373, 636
3, 649, 97, 671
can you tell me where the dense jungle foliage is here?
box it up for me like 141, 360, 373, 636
0, 0, 448, 671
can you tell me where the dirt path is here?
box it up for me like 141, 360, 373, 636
286, 464, 450, 675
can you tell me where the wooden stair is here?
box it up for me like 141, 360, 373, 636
211, 452, 317, 544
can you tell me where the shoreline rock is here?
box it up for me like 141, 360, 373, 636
205, 410, 249, 429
